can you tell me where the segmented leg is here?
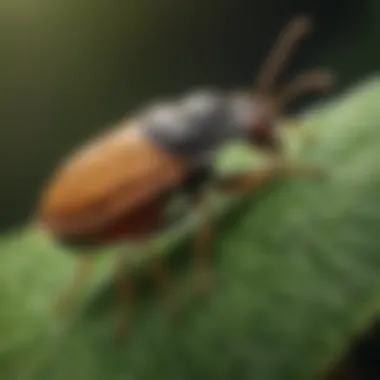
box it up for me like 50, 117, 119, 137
114, 251, 134, 339
179, 167, 216, 299
149, 259, 177, 321
217, 160, 324, 197
53, 254, 94, 315
188, 161, 323, 301
116, 250, 179, 337
194, 194, 214, 298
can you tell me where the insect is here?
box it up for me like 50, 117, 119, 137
36, 15, 334, 337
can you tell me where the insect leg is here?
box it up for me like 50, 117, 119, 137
193, 192, 214, 298
53, 254, 94, 315
179, 166, 216, 298
149, 259, 178, 322
217, 160, 325, 197
114, 251, 134, 339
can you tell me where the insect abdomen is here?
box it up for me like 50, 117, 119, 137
38, 123, 187, 239
58, 195, 167, 249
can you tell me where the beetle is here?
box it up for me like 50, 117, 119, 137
36, 15, 334, 337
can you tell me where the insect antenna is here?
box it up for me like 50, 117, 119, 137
255, 15, 313, 96
275, 69, 335, 110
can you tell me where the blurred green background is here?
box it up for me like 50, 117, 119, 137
0, 0, 376, 232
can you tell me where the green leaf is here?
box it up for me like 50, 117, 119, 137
2, 77, 380, 380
